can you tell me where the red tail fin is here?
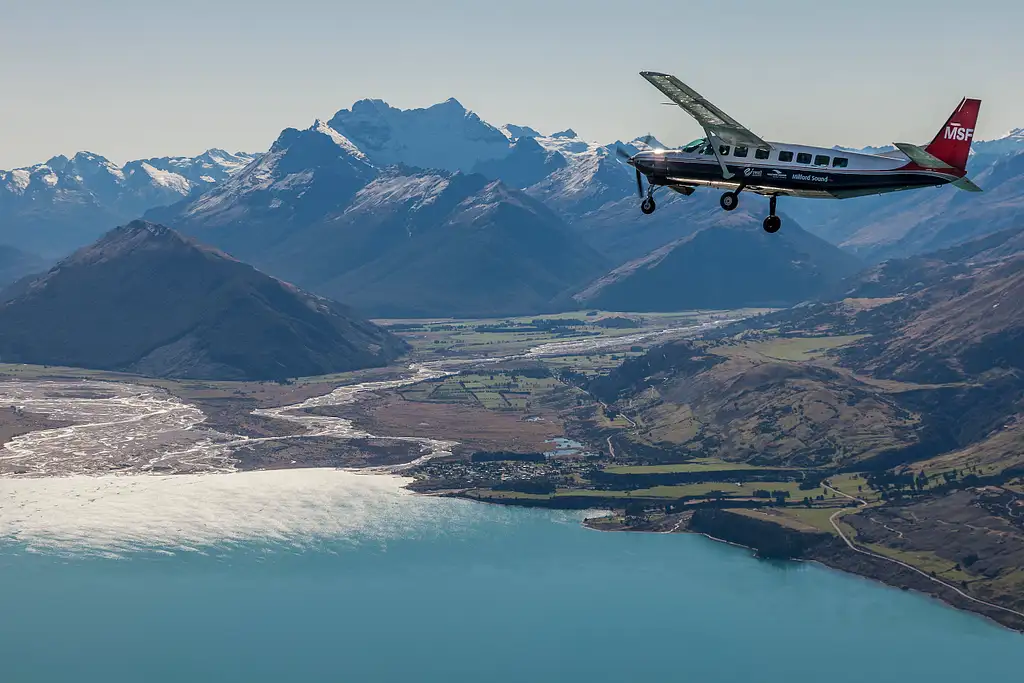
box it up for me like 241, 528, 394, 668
925, 98, 981, 171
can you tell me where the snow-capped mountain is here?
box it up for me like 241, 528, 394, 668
471, 135, 568, 189
974, 128, 1024, 157
327, 98, 511, 172
500, 124, 542, 141
524, 133, 652, 215
0, 149, 256, 257
151, 117, 607, 317
136, 149, 256, 188
147, 120, 376, 262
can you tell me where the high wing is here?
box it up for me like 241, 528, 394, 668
640, 71, 772, 150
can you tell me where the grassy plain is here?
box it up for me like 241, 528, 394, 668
603, 461, 790, 475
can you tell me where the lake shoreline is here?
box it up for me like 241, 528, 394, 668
572, 504, 1024, 634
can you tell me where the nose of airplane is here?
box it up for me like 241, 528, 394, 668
630, 150, 656, 174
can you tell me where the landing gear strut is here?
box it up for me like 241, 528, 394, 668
763, 195, 782, 233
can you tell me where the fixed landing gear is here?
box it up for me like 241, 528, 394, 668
640, 182, 658, 214
763, 195, 782, 233
720, 191, 739, 211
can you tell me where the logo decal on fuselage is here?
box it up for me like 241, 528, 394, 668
766, 169, 787, 180
943, 122, 974, 142
743, 167, 762, 178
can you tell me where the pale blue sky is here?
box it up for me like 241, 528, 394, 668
3, 0, 1022, 167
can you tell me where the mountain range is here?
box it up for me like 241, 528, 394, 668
0, 149, 255, 259
3, 97, 1024, 318
146, 120, 609, 317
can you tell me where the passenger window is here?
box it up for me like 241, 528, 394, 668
797, 153, 812, 164
734, 146, 749, 158
832, 157, 849, 168
814, 155, 830, 166
719, 145, 730, 156
703, 144, 716, 155
755, 148, 770, 160
778, 151, 794, 162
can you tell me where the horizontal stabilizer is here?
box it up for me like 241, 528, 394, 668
952, 176, 983, 193
894, 142, 955, 170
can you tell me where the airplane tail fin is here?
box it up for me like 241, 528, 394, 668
924, 98, 981, 171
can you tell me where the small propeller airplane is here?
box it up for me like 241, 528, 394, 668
621, 71, 983, 233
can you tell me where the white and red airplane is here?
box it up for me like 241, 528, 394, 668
625, 71, 983, 233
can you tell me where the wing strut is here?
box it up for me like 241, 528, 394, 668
707, 135, 735, 180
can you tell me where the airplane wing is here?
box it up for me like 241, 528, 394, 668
640, 71, 772, 150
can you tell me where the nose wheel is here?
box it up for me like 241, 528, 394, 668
641, 197, 657, 214
762, 195, 782, 233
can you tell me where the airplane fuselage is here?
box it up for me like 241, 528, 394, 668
631, 140, 965, 200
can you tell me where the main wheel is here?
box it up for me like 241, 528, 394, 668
641, 197, 657, 215
763, 215, 782, 233
720, 192, 739, 211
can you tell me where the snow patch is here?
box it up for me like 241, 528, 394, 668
310, 119, 368, 160
5, 169, 31, 193
140, 162, 192, 195
345, 173, 451, 214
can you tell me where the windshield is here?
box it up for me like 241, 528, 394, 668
681, 137, 708, 153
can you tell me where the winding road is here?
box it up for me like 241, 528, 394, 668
824, 484, 1024, 621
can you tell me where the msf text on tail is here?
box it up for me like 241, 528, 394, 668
622, 71, 983, 233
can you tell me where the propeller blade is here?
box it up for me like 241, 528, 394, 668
635, 168, 644, 198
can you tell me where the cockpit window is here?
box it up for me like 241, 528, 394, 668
681, 138, 707, 153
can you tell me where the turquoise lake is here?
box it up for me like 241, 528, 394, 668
1, 469, 1022, 682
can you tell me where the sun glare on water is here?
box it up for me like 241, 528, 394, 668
0, 469, 465, 557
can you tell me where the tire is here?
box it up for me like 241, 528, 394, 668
720, 192, 739, 211
763, 215, 782, 233
641, 197, 657, 215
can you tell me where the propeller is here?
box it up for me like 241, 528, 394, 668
613, 145, 644, 198
613, 135, 657, 198
614, 134, 657, 161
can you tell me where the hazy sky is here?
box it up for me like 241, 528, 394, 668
3, 0, 1022, 168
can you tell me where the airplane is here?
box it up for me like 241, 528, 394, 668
623, 71, 983, 233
